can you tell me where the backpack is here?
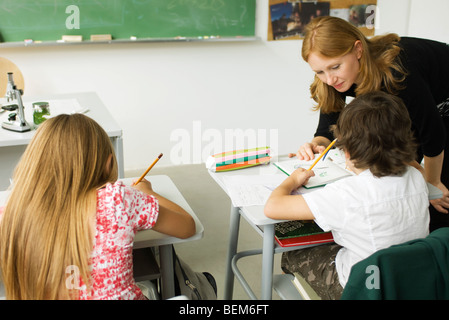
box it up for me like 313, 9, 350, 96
173, 248, 217, 300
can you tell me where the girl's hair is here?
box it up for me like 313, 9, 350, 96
0, 114, 118, 299
302, 16, 406, 113
332, 91, 417, 177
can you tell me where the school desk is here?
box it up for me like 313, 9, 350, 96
208, 160, 307, 300
0, 175, 204, 300
208, 157, 443, 300
0, 92, 124, 190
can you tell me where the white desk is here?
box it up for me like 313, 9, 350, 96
209, 158, 443, 300
208, 161, 307, 300
0, 175, 204, 300
124, 176, 204, 299
0, 92, 124, 190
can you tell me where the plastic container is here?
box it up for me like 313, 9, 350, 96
33, 102, 51, 125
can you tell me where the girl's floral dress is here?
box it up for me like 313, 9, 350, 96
78, 181, 159, 300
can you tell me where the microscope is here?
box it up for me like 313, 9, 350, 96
1, 72, 31, 132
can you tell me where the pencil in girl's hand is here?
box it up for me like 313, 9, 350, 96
307, 139, 337, 171
133, 153, 163, 185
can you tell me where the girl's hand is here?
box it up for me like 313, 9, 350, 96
289, 142, 326, 161
132, 178, 154, 195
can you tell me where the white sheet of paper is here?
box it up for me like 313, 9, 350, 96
23, 98, 89, 119
223, 174, 287, 207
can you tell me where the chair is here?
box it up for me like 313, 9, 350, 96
0, 280, 5, 300
341, 227, 449, 300
290, 272, 322, 300
0, 57, 25, 96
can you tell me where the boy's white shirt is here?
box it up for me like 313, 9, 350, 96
303, 166, 430, 287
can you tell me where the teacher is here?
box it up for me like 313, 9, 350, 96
293, 16, 449, 231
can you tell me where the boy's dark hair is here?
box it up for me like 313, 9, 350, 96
331, 91, 417, 177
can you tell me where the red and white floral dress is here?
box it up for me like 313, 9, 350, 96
78, 181, 159, 300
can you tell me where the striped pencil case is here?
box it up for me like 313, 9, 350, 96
205, 147, 271, 172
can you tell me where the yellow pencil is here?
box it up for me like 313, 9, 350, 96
133, 153, 163, 185
307, 139, 337, 171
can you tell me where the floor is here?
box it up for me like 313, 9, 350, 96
0, 164, 283, 300
127, 164, 283, 300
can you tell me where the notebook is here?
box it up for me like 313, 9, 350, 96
273, 156, 353, 189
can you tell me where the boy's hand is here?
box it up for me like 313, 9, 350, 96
289, 167, 315, 188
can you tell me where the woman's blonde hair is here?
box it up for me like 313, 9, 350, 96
0, 114, 118, 299
302, 16, 406, 113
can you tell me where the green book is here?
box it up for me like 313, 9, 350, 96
274, 220, 333, 247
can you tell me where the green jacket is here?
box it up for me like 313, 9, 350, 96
341, 227, 449, 300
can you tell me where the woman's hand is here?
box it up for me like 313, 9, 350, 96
289, 142, 326, 161
422, 152, 449, 214
430, 181, 449, 214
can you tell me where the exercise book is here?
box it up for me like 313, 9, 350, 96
273, 155, 353, 189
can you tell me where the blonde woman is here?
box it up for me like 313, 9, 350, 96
292, 16, 449, 231
0, 114, 195, 300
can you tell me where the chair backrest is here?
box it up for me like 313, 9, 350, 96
0, 279, 5, 300
0, 57, 24, 97
341, 227, 449, 300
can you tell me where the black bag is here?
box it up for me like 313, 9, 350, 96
173, 248, 217, 300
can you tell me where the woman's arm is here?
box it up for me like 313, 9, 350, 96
133, 179, 196, 239
264, 168, 315, 221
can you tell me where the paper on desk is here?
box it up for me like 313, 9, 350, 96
223, 174, 288, 207
41, 99, 90, 115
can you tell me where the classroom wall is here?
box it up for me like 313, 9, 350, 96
1, 0, 448, 173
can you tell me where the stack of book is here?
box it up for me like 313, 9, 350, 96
275, 221, 333, 299
274, 220, 333, 247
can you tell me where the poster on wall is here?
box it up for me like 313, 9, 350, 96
268, 0, 377, 41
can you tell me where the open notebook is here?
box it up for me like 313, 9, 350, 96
273, 155, 353, 189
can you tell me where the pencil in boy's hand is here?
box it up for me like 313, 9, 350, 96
307, 139, 337, 171
133, 153, 163, 185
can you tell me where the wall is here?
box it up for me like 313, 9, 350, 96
1, 0, 447, 173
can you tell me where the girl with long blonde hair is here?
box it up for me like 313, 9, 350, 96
0, 114, 195, 299
292, 16, 449, 231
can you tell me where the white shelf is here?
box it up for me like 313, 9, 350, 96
0, 36, 259, 48
273, 274, 304, 300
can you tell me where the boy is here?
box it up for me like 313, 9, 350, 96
264, 91, 430, 299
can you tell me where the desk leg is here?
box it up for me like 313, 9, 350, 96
111, 136, 124, 179
224, 206, 241, 300
261, 224, 275, 300
159, 244, 175, 299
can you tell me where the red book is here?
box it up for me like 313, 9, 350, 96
274, 221, 334, 248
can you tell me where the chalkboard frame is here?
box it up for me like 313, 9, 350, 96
0, 0, 257, 47
0, 36, 259, 48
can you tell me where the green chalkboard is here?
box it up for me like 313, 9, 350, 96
0, 0, 256, 43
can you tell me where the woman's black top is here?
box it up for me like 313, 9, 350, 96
314, 37, 449, 158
